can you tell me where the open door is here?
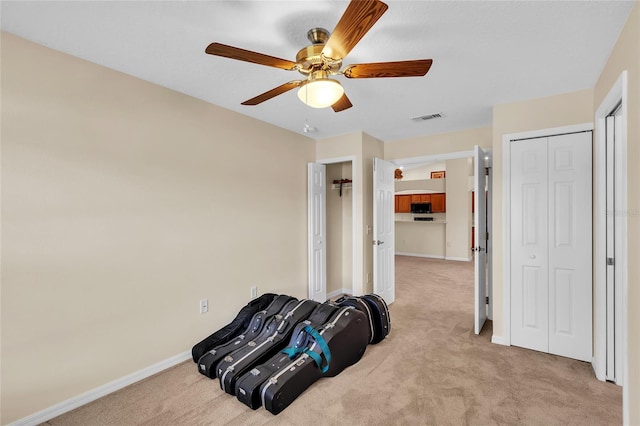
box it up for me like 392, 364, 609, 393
474, 146, 487, 334
373, 158, 395, 304
308, 163, 326, 302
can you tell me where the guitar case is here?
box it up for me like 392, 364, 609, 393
217, 299, 319, 394
191, 293, 277, 362
260, 306, 370, 415
235, 302, 339, 409
336, 294, 390, 344
335, 296, 374, 344
197, 294, 297, 378
361, 294, 391, 344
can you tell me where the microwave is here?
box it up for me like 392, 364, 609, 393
411, 202, 432, 213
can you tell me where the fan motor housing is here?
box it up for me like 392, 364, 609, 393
296, 28, 342, 75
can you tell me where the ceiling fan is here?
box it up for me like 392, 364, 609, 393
205, 0, 433, 112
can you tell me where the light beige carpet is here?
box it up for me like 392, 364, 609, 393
45, 256, 621, 425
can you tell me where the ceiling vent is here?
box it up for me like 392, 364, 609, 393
411, 112, 444, 122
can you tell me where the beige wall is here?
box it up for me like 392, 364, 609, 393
325, 162, 353, 294
341, 162, 353, 290
0, 33, 314, 424
445, 158, 472, 260
395, 178, 445, 193
385, 126, 492, 160
593, 2, 640, 423
401, 162, 446, 180
326, 163, 344, 294
395, 222, 446, 257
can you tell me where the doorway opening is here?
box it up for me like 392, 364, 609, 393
308, 156, 358, 302
391, 148, 492, 333
325, 160, 355, 299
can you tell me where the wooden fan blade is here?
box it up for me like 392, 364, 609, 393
331, 93, 353, 112
241, 81, 303, 106
343, 59, 433, 78
322, 0, 388, 61
205, 43, 297, 70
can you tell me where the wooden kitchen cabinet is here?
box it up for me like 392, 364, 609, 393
411, 194, 431, 203
395, 195, 412, 213
395, 193, 444, 213
431, 193, 446, 213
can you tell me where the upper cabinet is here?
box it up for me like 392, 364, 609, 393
395, 193, 446, 213
431, 193, 446, 213
396, 194, 412, 213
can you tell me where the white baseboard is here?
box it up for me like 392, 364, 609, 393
327, 288, 351, 299
491, 335, 508, 346
9, 350, 191, 426
395, 252, 445, 259
445, 256, 472, 262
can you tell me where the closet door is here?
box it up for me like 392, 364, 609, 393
510, 132, 592, 362
547, 133, 592, 362
510, 138, 549, 353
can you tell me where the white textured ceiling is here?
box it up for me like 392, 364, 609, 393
1, 1, 634, 142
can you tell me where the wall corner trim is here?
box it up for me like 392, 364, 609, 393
8, 351, 192, 426
491, 335, 508, 346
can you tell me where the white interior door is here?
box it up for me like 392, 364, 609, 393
308, 163, 326, 302
373, 158, 395, 304
474, 146, 487, 334
510, 138, 550, 352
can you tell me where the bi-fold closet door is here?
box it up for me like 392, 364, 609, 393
510, 132, 592, 362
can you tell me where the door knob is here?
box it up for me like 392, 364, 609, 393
373, 240, 385, 245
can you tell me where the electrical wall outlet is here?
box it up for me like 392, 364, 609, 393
250, 286, 258, 299
199, 299, 208, 314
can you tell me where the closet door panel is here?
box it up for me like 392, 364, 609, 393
547, 132, 592, 361
510, 138, 549, 353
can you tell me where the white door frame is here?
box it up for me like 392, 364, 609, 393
500, 122, 593, 348
314, 156, 359, 298
594, 71, 628, 413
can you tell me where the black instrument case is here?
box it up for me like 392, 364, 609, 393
191, 293, 276, 362
216, 299, 319, 394
197, 294, 296, 378
235, 302, 339, 409
260, 305, 370, 415
337, 293, 390, 344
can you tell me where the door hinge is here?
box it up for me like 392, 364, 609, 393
607, 257, 615, 266
485, 296, 489, 304
486, 232, 489, 241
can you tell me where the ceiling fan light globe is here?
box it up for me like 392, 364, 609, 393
297, 79, 344, 109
